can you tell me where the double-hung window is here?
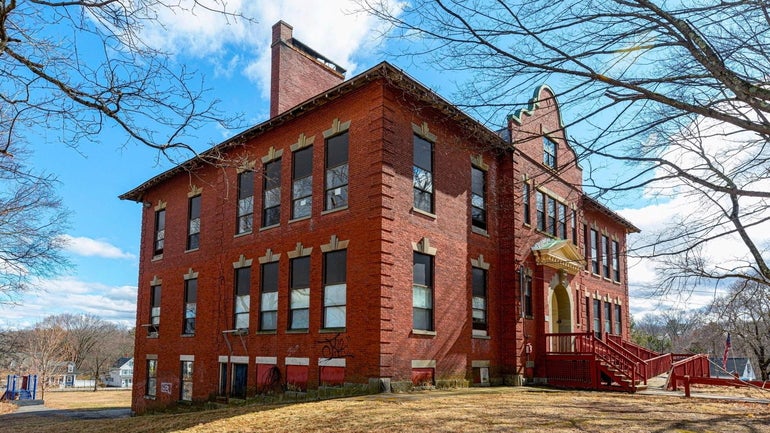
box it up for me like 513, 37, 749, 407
180, 361, 193, 401
149, 284, 161, 336
260, 262, 278, 331
153, 209, 165, 256
413, 135, 434, 213
547, 196, 557, 236
323, 250, 347, 328
604, 301, 612, 335
289, 256, 310, 330
543, 137, 557, 168
593, 299, 601, 339
471, 166, 486, 230
471, 267, 487, 333
146, 359, 157, 397
412, 252, 433, 331
325, 133, 349, 211
612, 240, 620, 282
614, 304, 622, 335
262, 159, 281, 227
187, 195, 201, 250
536, 191, 545, 231
590, 228, 600, 274
234, 267, 250, 331
603, 235, 611, 278
183, 278, 197, 335
559, 203, 568, 239
236, 171, 254, 234
571, 210, 578, 245
523, 183, 531, 225
292, 147, 313, 219
523, 272, 533, 318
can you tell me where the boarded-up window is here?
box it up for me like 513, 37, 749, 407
319, 366, 345, 386
286, 365, 309, 392
411, 368, 434, 386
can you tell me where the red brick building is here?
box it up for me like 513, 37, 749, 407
120, 21, 639, 413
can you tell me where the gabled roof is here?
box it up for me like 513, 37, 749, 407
111, 357, 133, 369
119, 62, 507, 202
531, 238, 586, 275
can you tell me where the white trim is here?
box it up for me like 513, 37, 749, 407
318, 358, 346, 367
255, 356, 277, 365
231, 356, 249, 364
146, 354, 158, 360
286, 357, 310, 366
471, 360, 490, 368
218, 355, 228, 363
179, 355, 194, 362
411, 359, 436, 368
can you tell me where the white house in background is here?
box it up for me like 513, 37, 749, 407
105, 357, 134, 388
709, 357, 757, 381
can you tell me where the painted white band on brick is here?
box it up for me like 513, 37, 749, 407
285, 357, 310, 366
411, 359, 436, 368
471, 360, 490, 368
146, 354, 158, 360
255, 356, 277, 364
318, 358, 346, 367
218, 356, 228, 363
180, 355, 195, 362
231, 356, 249, 364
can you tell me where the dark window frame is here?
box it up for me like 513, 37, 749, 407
234, 267, 251, 331
289, 256, 311, 330
183, 279, 197, 335
603, 235, 612, 278
536, 191, 545, 231
236, 171, 254, 234
523, 182, 531, 225
187, 195, 201, 250
604, 301, 612, 335
412, 252, 434, 331
590, 228, 600, 274
148, 285, 161, 336
612, 240, 621, 282
614, 304, 622, 335
559, 203, 568, 239
180, 360, 193, 401
324, 132, 349, 211
322, 250, 347, 329
153, 209, 165, 256
146, 359, 157, 397
292, 147, 313, 219
260, 262, 279, 331
471, 166, 487, 230
593, 298, 601, 339
412, 135, 434, 214
262, 158, 281, 228
543, 136, 558, 168
472, 267, 487, 332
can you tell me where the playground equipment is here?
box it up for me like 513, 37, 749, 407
2, 374, 38, 401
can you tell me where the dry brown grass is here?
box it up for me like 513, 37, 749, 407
2, 387, 769, 433
42, 389, 132, 410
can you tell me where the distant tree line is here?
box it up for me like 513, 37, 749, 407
0, 313, 134, 399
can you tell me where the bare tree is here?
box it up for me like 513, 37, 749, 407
81, 324, 133, 391
23, 322, 67, 400
357, 0, 770, 293
0, 0, 248, 160
0, 145, 69, 302
711, 279, 770, 380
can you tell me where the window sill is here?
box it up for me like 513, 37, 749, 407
471, 226, 489, 237
472, 333, 491, 340
234, 231, 252, 239
185, 248, 199, 254
181, 334, 195, 338
152, 254, 163, 262
411, 207, 436, 219
523, 315, 533, 320
260, 223, 279, 232
144, 395, 156, 400
289, 216, 311, 224
321, 206, 348, 216
286, 329, 309, 334
411, 329, 436, 337
320, 328, 346, 334
256, 330, 277, 335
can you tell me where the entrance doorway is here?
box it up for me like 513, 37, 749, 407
550, 284, 572, 334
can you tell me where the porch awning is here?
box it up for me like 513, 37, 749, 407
531, 238, 586, 275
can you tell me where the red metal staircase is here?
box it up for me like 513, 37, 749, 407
544, 333, 671, 393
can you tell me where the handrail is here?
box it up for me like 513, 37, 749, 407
668, 353, 710, 390
607, 335, 661, 360
592, 336, 640, 387
645, 353, 673, 378
606, 337, 648, 384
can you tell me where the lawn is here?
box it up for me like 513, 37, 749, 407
1, 387, 769, 433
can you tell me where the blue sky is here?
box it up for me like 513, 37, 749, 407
1, 1, 757, 328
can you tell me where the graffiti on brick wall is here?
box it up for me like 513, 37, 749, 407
317, 333, 354, 360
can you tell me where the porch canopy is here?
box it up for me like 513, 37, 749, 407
531, 238, 585, 275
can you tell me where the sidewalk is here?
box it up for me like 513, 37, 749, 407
638, 373, 770, 405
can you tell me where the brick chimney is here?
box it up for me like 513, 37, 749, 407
270, 21, 346, 118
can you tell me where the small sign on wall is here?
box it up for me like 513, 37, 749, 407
160, 382, 172, 395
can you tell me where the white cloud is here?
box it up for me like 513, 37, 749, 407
0, 277, 137, 329
60, 235, 136, 260
137, 0, 405, 99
